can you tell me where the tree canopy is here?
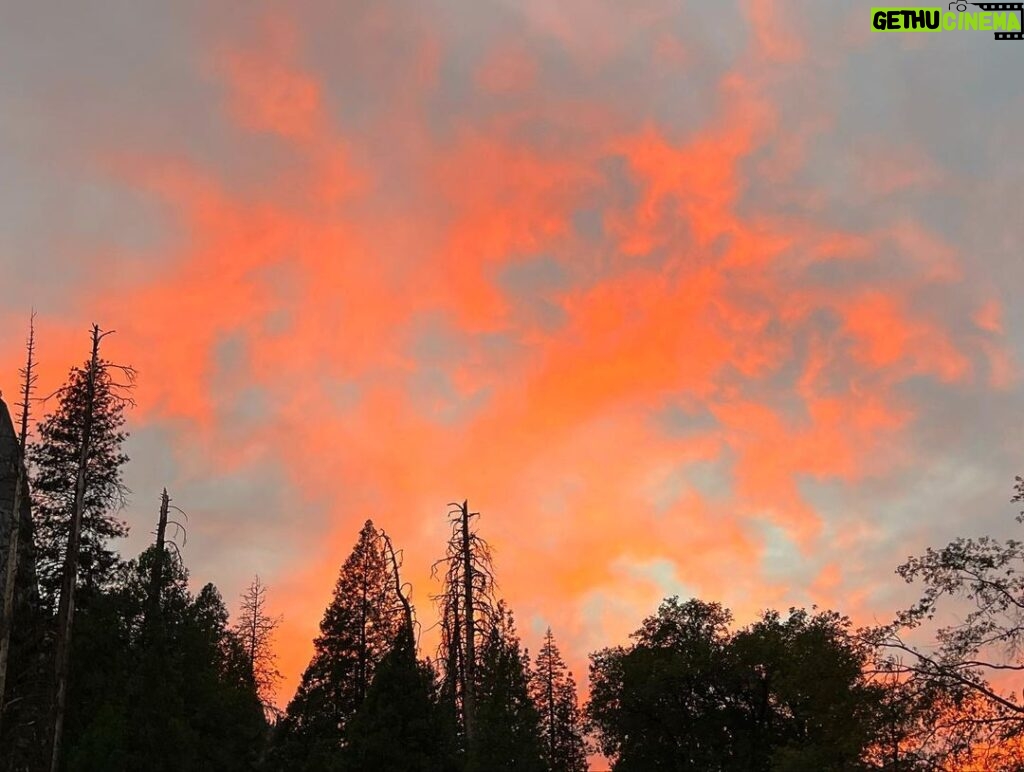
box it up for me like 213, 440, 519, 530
7, 323, 1024, 772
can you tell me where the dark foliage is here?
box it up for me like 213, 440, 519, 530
61, 554, 266, 770
587, 597, 887, 771
273, 520, 404, 769
473, 602, 545, 772
529, 628, 588, 772
31, 359, 130, 610
342, 626, 457, 772
12, 333, 1024, 772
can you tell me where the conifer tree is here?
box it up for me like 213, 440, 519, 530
474, 601, 545, 772
32, 333, 133, 610
342, 530, 456, 772
56, 496, 264, 770
276, 519, 403, 767
42, 326, 133, 772
65, 563, 266, 771
530, 629, 588, 772
342, 626, 455, 772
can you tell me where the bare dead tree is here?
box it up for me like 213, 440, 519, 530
0, 314, 36, 731
378, 528, 415, 639
460, 501, 478, 747
145, 488, 187, 628
148, 489, 170, 623
431, 500, 497, 754
235, 575, 282, 720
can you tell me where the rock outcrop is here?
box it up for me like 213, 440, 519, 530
0, 396, 36, 612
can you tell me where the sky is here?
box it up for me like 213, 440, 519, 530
1, 0, 1023, 715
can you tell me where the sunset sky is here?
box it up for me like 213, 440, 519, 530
2, 1, 1023, 709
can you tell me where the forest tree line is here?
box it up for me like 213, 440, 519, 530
2, 323, 1024, 771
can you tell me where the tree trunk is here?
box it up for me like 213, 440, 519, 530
450, 595, 462, 710
547, 633, 555, 760
146, 489, 170, 626
249, 584, 258, 678
460, 500, 476, 749
380, 529, 413, 633
48, 325, 101, 772
0, 317, 35, 730
359, 563, 368, 703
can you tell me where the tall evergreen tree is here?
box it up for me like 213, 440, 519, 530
184, 582, 268, 769
275, 519, 403, 768
342, 626, 456, 772
474, 601, 545, 772
529, 629, 588, 772
342, 531, 456, 772
61, 492, 264, 770
32, 341, 133, 609
41, 326, 133, 772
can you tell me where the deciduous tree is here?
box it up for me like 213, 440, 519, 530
872, 476, 1024, 766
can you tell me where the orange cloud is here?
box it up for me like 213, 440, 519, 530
0, 4, 1013, 724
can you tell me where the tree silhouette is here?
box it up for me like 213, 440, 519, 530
587, 597, 734, 771
587, 598, 883, 770
235, 575, 282, 719
474, 600, 545, 772
432, 500, 497, 763
274, 519, 403, 768
38, 325, 134, 772
32, 328, 134, 611
529, 628, 587, 772
342, 530, 456, 772
873, 475, 1024, 764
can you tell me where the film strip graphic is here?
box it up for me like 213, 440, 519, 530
969, 2, 1024, 38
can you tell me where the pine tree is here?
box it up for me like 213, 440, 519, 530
183, 582, 268, 770
65, 564, 266, 771
275, 519, 403, 767
342, 626, 455, 772
42, 326, 133, 772
342, 531, 456, 772
474, 601, 545, 772
530, 629, 588, 772
32, 340, 133, 610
